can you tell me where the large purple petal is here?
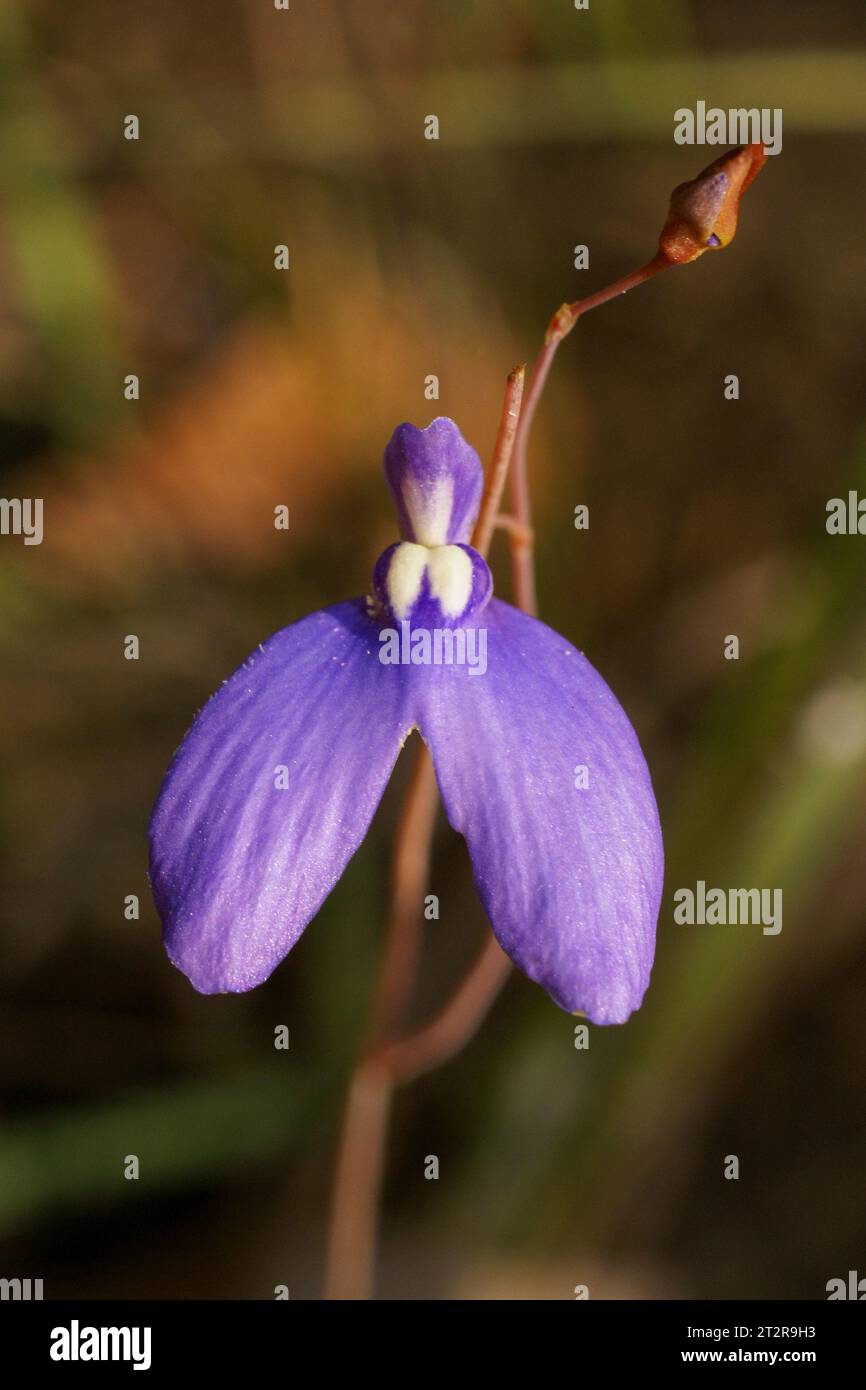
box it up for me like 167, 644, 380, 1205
413, 600, 663, 1024
149, 600, 413, 993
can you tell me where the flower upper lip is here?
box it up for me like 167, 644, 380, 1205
384, 417, 484, 546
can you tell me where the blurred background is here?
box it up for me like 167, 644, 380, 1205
1, 0, 866, 1300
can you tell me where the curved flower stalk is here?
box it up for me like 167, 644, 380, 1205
510, 144, 768, 613
150, 416, 663, 1025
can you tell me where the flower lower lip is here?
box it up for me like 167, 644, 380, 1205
377, 621, 489, 676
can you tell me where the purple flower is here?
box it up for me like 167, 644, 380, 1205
149, 418, 663, 1024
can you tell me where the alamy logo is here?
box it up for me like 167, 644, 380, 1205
673, 881, 782, 935
50, 1320, 152, 1371
0, 1276, 43, 1300
826, 1270, 866, 1300
826, 492, 866, 535
378, 621, 487, 676
674, 102, 782, 156
0, 497, 43, 545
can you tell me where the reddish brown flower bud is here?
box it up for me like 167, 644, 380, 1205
658, 143, 767, 266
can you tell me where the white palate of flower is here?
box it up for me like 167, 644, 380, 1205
386, 541, 473, 620
426, 545, 473, 617
386, 543, 429, 619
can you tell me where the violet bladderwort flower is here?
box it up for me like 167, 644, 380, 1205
149, 418, 663, 1025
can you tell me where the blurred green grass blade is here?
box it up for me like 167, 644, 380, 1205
0, 1067, 318, 1236
131, 51, 866, 166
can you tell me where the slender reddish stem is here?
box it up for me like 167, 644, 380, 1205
383, 934, 511, 1083
322, 1055, 393, 1301
508, 340, 554, 616
508, 254, 668, 618
564, 253, 668, 325
368, 747, 439, 1042
323, 742, 437, 1300
472, 364, 525, 558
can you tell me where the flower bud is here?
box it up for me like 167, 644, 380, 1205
658, 143, 767, 265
